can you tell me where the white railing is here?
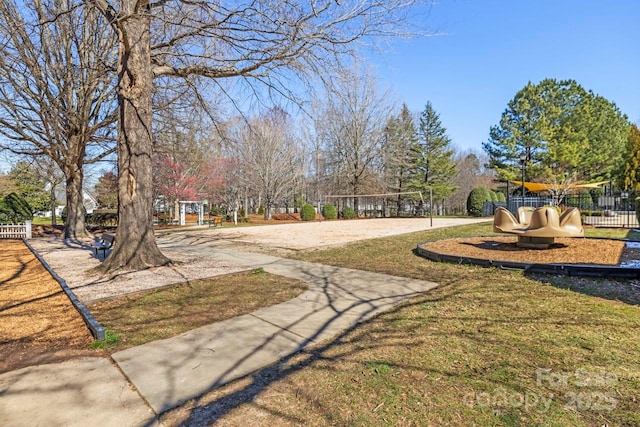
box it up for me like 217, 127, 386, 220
0, 220, 32, 239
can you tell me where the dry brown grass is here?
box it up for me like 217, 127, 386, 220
161, 223, 640, 426
88, 269, 308, 352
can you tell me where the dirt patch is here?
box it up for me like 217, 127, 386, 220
0, 240, 98, 373
268, 213, 302, 221
419, 236, 636, 266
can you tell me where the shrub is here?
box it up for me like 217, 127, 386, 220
589, 187, 605, 205
0, 193, 33, 222
294, 196, 306, 212
258, 205, 265, 215
0, 200, 11, 222
86, 211, 118, 227
467, 187, 490, 217
225, 215, 249, 223
566, 191, 593, 210
300, 203, 316, 221
342, 206, 355, 219
489, 190, 499, 202
495, 191, 506, 203
322, 203, 337, 220
636, 197, 640, 226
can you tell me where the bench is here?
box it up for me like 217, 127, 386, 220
154, 217, 179, 226
91, 233, 115, 257
205, 217, 223, 227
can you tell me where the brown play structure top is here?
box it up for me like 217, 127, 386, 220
493, 206, 584, 241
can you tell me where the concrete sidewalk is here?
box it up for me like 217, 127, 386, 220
1, 249, 439, 426
113, 251, 439, 414
0, 357, 158, 427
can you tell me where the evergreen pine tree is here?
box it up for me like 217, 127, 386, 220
383, 104, 419, 214
9, 161, 48, 213
411, 102, 457, 211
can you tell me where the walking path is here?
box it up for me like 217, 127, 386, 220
1, 218, 485, 426
113, 250, 439, 415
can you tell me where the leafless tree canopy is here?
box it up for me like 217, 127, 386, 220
229, 108, 304, 220
314, 66, 394, 206
85, 0, 432, 272
87, 0, 431, 111
149, 1, 420, 78
0, 0, 118, 237
0, 0, 116, 158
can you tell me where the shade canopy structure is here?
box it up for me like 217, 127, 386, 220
510, 180, 609, 194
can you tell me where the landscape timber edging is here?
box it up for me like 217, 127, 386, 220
416, 238, 640, 279
23, 238, 106, 341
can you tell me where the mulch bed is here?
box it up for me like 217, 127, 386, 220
419, 236, 636, 266
0, 239, 98, 374
31, 224, 64, 237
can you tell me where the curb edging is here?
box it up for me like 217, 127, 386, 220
416, 238, 640, 279
23, 238, 106, 341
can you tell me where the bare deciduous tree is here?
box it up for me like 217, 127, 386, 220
87, 0, 431, 272
31, 156, 65, 225
449, 151, 496, 214
230, 108, 304, 220
0, 0, 117, 238
314, 66, 394, 209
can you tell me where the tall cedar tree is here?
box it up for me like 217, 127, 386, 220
9, 162, 49, 213
411, 102, 457, 205
623, 124, 640, 192
94, 171, 119, 209
384, 104, 419, 214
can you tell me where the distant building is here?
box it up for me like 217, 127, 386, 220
35, 189, 98, 217
83, 190, 97, 214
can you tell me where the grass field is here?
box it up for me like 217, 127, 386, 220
88, 269, 308, 353
161, 223, 640, 426
90, 222, 640, 425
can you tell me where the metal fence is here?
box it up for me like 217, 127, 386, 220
484, 191, 639, 229
0, 221, 32, 239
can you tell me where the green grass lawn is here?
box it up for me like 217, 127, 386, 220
30, 216, 56, 225
165, 223, 640, 426
88, 269, 308, 353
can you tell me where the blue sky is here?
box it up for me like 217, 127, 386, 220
371, 0, 640, 153
2, 1, 637, 173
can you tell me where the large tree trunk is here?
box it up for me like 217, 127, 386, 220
64, 174, 86, 237
100, 1, 169, 272
50, 185, 57, 226
63, 160, 88, 238
264, 199, 272, 220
